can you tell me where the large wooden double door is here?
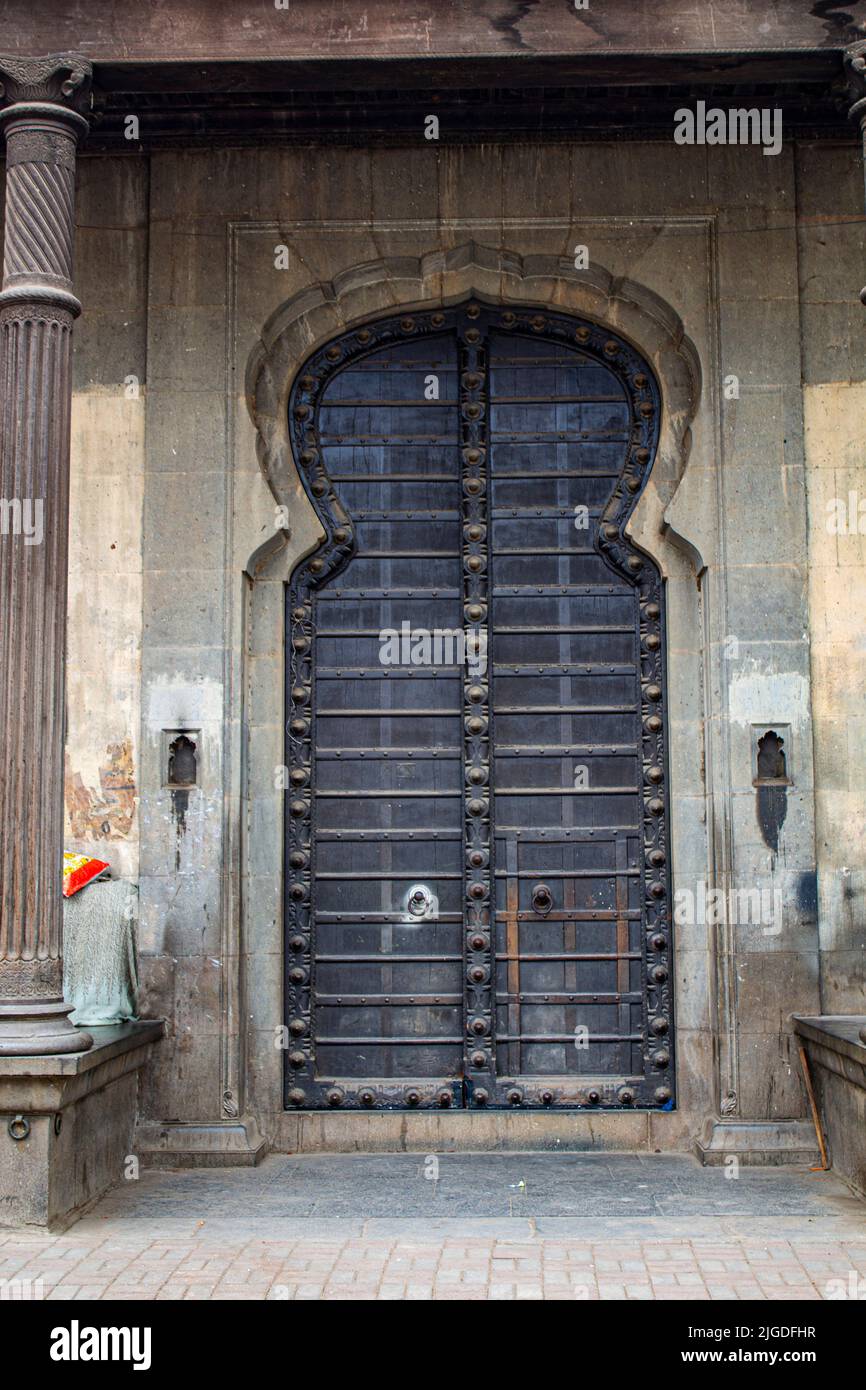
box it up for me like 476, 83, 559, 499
284, 300, 673, 1110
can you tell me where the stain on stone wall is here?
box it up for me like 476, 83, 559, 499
65, 738, 136, 841
756, 784, 788, 853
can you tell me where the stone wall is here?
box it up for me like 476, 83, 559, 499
58, 136, 864, 1156
797, 141, 866, 1015
65, 157, 148, 886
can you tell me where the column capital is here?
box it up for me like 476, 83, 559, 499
0, 54, 92, 317
0, 52, 91, 117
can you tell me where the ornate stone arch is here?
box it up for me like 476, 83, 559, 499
245, 242, 702, 581
240, 244, 708, 1139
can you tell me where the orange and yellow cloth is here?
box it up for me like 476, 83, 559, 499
63, 852, 110, 898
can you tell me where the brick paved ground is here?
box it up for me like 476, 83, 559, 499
2, 1154, 865, 1301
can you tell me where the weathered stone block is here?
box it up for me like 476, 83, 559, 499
0, 1024, 161, 1229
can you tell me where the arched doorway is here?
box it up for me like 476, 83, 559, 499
284, 298, 672, 1111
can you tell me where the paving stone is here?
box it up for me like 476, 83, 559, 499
3, 1152, 865, 1302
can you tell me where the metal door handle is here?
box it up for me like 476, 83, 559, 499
531, 883, 553, 915
407, 884, 435, 918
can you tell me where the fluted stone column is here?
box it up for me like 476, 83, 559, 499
0, 55, 92, 1054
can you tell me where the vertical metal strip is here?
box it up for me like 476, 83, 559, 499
563, 874, 577, 1072
615, 833, 630, 1077
505, 837, 520, 1077
459, 303, 494, 1106
285, 572, 315, 1109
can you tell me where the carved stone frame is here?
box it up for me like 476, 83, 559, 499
243, 243, 705, 1146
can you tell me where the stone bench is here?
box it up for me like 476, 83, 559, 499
794, 1015, 866, 1199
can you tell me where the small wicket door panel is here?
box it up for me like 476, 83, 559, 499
285, 302, 673, 1110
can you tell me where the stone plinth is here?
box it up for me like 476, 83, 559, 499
0, 1021, 163, 1229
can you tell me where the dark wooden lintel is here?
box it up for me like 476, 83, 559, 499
85, 62, 853, 149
